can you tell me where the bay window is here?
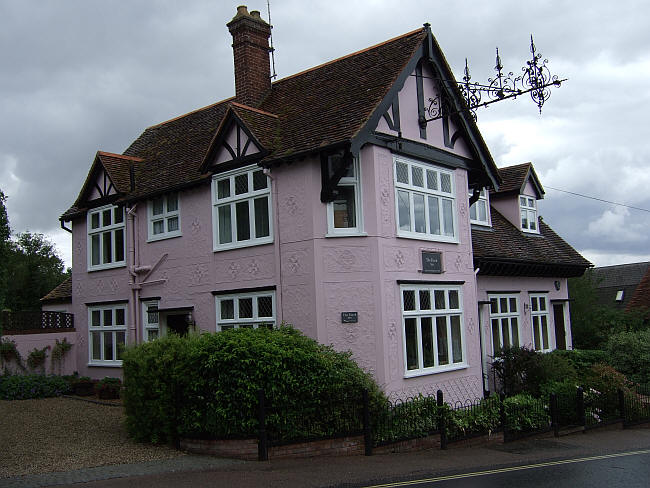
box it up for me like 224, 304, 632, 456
401, 284, 465, 376
327, 155, 363, 235
394, 157, 456, 242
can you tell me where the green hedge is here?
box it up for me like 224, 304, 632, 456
0, 374, 72, 400
122, 326, 386, 443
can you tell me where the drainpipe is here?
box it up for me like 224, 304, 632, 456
264, 166, 283, 325
127, 204, 140, 344
474, 266, 490, 397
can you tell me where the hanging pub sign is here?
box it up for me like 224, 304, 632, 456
422, 251, 442, 274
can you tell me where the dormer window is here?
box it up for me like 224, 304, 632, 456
615, 290, 624, 302
520, 195, 538, 233
469, 189, 489, 226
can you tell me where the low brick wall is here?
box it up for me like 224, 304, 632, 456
374, 434, 441, 454
180, 435, 365, 460
180, 438, 258, 461
447, 431, 504, 449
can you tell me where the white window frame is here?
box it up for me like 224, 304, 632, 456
216, 290, 276, 331
469, 189, 490, 226
88, 303, 127, 366
394, 156, 457, 243
530, 293, 551, 351
141, 300, 160, 342
148, 193, 181, 241
400, 284, 466, 377
488, 294, 521, 354
326, 155, 364, 236
87, 204, 126, 271
520, 195, 539, 233
212, 165, 273, 251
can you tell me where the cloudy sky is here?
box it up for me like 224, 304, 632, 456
1, 0, 649, 269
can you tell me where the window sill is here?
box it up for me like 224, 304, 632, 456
403, 362, 468, 378
147, 232, 182, 243
213, 237, 274, 252
87, 262, 127, 272
325, 231, 368, 238
88, 362, 123, 368
396, 233, 459, 245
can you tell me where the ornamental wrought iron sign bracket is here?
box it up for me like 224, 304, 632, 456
422, 35, 566, 125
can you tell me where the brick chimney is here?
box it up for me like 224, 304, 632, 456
227, 5, 272, 106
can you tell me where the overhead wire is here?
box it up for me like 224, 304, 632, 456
544, 186, 650, 213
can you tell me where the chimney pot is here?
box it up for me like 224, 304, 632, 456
228, 4, 272, 106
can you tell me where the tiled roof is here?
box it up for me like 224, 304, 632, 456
472, 208, 591, 276
62, 28, 429, 218
256, 29, 426, 160
41, 277, 72, 303
591, 262, 650, 288
626, 267, 650, 313
590, 262, 650, 311
491, 162, 544, 198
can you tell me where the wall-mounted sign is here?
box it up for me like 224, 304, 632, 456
341, 312, 358, 323
422, 251, 442, 274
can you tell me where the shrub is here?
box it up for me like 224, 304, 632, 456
446, 396, 501, 439
0, 374, 72, 400
605, 329, 650, 388
26, 346, 49, 370
0, 338, 22, 367
503, 394, 549, 433
373, 395, 443, 445
492, 347, 578, 397
95, 377, 121, 399
122, 326, 386, 444
550, 349, 610, 378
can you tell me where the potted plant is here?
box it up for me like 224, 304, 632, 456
73, 376, 96, 396
95, 377, 122, 400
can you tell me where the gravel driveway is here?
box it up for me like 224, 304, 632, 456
0, 396, 185, 478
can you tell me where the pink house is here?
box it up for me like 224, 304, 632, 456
29, 7, 589, 400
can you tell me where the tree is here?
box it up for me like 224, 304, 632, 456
569, 269, 646, 349
4, 232, 68, 312
0, 189, 10, 314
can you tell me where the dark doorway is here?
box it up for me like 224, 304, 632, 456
167, 314, 190, 336
553, 303, 566, 350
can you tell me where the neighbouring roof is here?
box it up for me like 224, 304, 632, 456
626, 267, 650, 313
62, 26, 499, 220
590, 262, 650, 310
472, 208, 592, 277
41, 277, 72, 303
491, 162, 544, 199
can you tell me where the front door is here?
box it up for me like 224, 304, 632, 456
167, 314, 189, 336
553, 303, 566, 350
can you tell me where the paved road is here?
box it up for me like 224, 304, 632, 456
356, 449, 650, 487
3, 427, 650, 488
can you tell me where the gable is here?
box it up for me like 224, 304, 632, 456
87, 167, 118, 201
353, 27, 500, 191
201, 105, 275, 174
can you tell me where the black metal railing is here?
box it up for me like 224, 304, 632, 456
1, 310, 74, 333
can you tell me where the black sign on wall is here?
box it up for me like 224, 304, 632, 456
341, 312, 358, 323
422, 251, 443, 274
